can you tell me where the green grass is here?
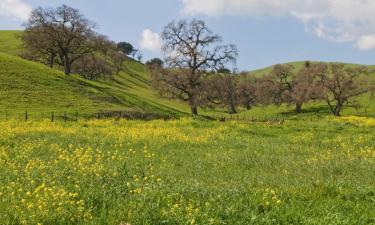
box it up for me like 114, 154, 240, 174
0, 31, 188, 118
0, 117, 374, 224
0, 30, 374, 119
0, 52, 121, 116
0, 30, 22, 56
1, 30, 375, 225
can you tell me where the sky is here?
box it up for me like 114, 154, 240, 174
0, 0, 375, 71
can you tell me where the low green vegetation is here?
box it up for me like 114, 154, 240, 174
0, 31, 187, 118
0, 117, 374, 224
0, 30, 22, 56
1, 30, 374, 119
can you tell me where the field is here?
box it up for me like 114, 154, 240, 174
0, 117, 374, 225
1, 28, 375, 225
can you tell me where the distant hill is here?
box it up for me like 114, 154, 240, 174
250, 61, 375, 77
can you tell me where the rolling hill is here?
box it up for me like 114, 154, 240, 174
0, 30, 374, 119
0, 31, 188, 119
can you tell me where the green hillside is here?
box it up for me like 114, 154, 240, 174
0, 31, 188, 119
250, 61, 375, 77
0, 30, 22, 56
0, 52, 114, 114
0, 30, 374, 119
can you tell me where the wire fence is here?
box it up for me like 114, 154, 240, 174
0, 110, 175, 122
0, 108, 372, 123
209, 114, 326, 123
0, 110, 80, 122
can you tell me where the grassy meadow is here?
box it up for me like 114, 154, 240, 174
0, 117, 374, 225
1, 29, 375, 225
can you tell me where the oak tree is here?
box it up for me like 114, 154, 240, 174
23, 5, 97, 75
155, 19, 237, 115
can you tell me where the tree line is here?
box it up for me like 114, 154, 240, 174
19, 5, 374, 117
149, 20, 375, 117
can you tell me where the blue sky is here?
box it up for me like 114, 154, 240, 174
1, 0, 374, 70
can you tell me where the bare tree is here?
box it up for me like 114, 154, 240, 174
72, 54, 113, 80
108, 51, 127, 75
286, 62, 322, 113
257, 63, 323, 113
150, 66, 205, 109
317, 63, 372, 116
156, 19, 238, 115
203, 74, 239, 114
256, 64, 294, 106
20, 25, 59, 68
237, 74, 257, 110
23, 5, 97, 75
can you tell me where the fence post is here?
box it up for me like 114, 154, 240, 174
25, 110, 28, 122
51, 112, 54, 122
64, 112, 67, 123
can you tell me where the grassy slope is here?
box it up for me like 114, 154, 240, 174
0, 31, 188, 118
0, 30, 22, 55
0, 53, 121, 115
0, 30, 374, 118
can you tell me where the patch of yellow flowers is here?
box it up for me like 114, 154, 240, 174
0, 118, 230, 224
336, 116, 375, 126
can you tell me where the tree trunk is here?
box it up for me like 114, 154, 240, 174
64, 60, 71, 75
228, 103, 237, 114
188, 97, 198, 115
49, 54, 55, 68
295, 103, 303, 113
333, 104, 342, 117
190, 105, 198, 115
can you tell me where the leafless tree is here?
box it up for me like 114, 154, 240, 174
237, 74, 257, 110
257, 63, 323, 113
155, 19, 238, 115
256, 64, 294, 106
72, 54, 113, 80
203, 74, 240, 114
286, 62, 323, 113
317, 63, 372, 116
108, 50, 127, 75
23, 5, 97, 75
150, 66, 205, 109
20, 25, 59, 68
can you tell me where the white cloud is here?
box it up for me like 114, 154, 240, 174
139, 29, 162, 52
0, 0, 32, 21
182, 0, 375, 50
357, 35, 375, 50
